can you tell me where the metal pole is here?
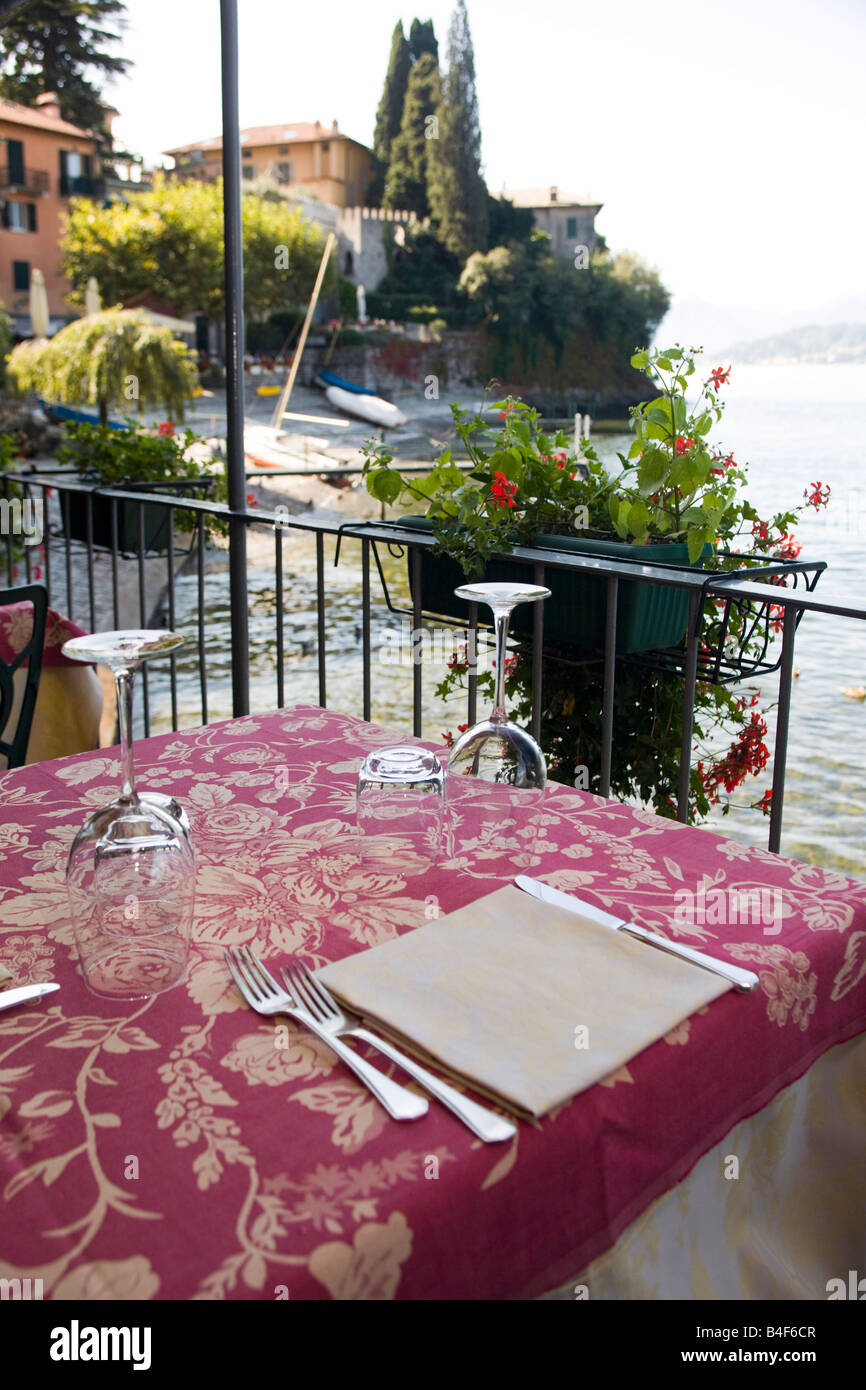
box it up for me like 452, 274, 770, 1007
600, 576, 618, 797
768, 606, 798, 853
677, 590, 702, 822
220, 0, 250, 716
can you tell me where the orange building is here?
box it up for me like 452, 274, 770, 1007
165, 120, 374, 208
0, 94, 100, 330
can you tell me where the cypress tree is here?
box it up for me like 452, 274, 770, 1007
427, 0, 488, 262
408, 18, 438, 63
383, 52, 441, 216
370, 21, 411, 204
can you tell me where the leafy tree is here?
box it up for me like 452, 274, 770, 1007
460, 239, 670, 382
0, 0, 130, 134
6, 308, 198, 424
60, 174, 329, 321
369, 222, 462, 321
370, 20, 411, 204
427, 0, 488, 262
384, 52, 441, 216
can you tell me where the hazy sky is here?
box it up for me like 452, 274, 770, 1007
107, 0, 865, 313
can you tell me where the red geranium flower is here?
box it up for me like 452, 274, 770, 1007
490, 471, 517, 509
774, 533, 802, 560
708, 365, 731, 390
675, 436, 696, 455
158, 421, 175, 436
805, 481, 830, 509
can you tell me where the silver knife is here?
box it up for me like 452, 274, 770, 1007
0, 983, 61, 1012
514, 876, 759, 993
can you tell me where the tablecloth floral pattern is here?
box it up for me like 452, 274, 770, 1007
1, 704, 865, 1300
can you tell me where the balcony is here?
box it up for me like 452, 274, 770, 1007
58, 173, 104, 198
0, 164, 50, 194
2, 469, 865, 864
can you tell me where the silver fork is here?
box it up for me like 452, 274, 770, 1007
225, 946, 428, 1122
283, 962, 517, 1144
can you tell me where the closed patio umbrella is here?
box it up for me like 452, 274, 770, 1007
29, 268, 50, 339
84, 276, 101, 316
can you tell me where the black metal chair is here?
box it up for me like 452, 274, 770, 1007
0, 584, 48, 769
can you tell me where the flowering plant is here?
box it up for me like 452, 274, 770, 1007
367, 347, 831, 823
362, 398, 609, 576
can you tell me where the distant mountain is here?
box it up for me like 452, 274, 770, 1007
656, 293, 866, 355
721, 322, 866, 365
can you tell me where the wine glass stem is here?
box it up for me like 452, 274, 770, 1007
115, 667, 137, 803
491, 605, 513, 720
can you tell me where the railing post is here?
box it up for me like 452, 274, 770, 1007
768, 605, 798, 853
600, 575, 618, 797
220, 0, 250, 716
532, 563, 545, 744
677, 589, 702, 822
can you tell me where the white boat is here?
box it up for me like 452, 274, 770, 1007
324, 385, 409, 429
243, 423, 346, 473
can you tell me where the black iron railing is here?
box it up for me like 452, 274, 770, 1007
2, 469, 864, 856
0, 164, 50, 193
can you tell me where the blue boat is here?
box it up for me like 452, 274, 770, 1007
314, 369, 375, 396
39, 400, 129, 430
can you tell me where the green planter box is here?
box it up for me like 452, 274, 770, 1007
63, 479, 212, 556
394, 517, 707, 654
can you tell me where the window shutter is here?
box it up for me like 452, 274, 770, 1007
83, 153, 92, 177
1, 201, 8, 230
27, 202, 36, 232
7, 139, 24, 185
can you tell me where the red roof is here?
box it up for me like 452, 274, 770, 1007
0, 97, 94, 139
165, 122, 365, 156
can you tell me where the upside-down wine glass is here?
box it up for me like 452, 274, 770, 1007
445, 582, 550, 873
63, 630, 195, 999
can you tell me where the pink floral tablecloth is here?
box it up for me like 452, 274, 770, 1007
1, 704, 864, 1300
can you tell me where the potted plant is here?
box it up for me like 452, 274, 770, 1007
422, 351, 831, 824
362, 346, 747, 653
55, 421, 225, 554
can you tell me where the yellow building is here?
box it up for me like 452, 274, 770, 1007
164, 120, 373, 208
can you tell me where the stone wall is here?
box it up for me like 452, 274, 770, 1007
335, 206, 418, 291
309, 330, 482, 397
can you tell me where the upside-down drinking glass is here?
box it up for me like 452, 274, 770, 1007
445, 582, 550, 873
357, 745, 444, 874
63, 630, 194, 999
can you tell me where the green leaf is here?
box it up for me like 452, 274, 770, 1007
367, 468, 403, 504
631, 350, 650, 369
628, 499, 650, 537
687, 529, 708, 563
637, 447, 667, 493
656, 357, 673, 371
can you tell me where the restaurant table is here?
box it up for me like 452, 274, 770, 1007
1, 704, 864, 1301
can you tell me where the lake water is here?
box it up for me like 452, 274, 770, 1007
149, 363, 866, 876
